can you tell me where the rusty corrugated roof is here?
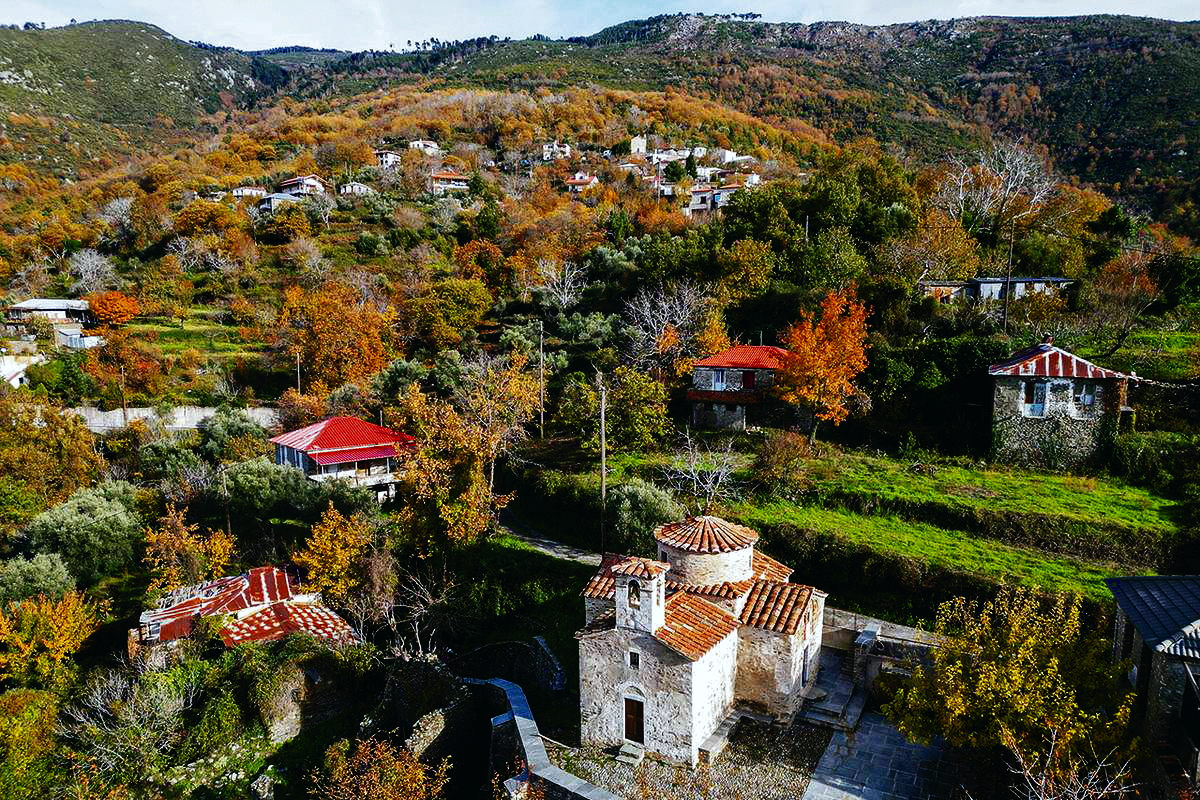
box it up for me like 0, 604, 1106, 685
739, 581, 814, 634
655, 516, 759, 554
988, 343, 1124, 379
655, 593, 738, 661
141, 566, 298, 643
694, 345, 787, 370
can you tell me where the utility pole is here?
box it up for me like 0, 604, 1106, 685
1002, 221, 1016, 335
119, 365, 128, 427
596, 370, 607, 554
295, 352, 301, 392
539, 319, 545, 439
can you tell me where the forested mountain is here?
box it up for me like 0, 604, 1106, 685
1, 14, 1196, 233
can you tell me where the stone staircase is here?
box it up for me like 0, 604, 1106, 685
794, 648, 868, 732
615, 742, 644, 766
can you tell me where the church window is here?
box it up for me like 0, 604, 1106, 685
629, 651, 640, 669
628, 580, 641, 607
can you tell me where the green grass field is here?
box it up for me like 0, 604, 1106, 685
128, 308, 265, 361
732, 502, 1125, 602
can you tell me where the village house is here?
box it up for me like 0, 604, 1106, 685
921, 276, 1075, 303
578, 516, 826, 765
3, 299, 102, 354
565, 171, 599, 193
5, 297, 91, 325
689, 345, 787, 430
136, 566, 356, 649
338, 181, 376, 196
429, 169, 470, 196
630, 135, 647, 155
408, 139, 442, 156
989, 337, 1129, 467
258, 192, 301, 213
270, 415, 415, 499
232, 185, 267, 199
278, 174, 329, 196
543, 141, 572, 161
1107, 575, 1200, 785
375, 149, 403, 169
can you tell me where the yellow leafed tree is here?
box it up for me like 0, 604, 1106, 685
776, 287, 868, 441
310, 737, 448, 800
294, 503, 373, 604
143, 505, 235, 592
0, 592, 106, 694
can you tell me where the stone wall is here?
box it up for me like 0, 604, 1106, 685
584, 597, 610, 625
734, 625, 800, 718
470, 677, 620, 800
578, 627, 699, 764
691, 400, 746, 431
68, 405, 278, 433
991, 376, 1118, 468
1149, 652, 1189, 744
657, 542, 753, 585
689, 630, 738, 760
451, 639, 566, 695
692, 367, 775, 392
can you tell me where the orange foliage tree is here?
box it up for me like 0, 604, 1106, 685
277, 285, 395, 389
294, 503, 373, 605
310, 737, 449, 800
777, 287, 869, 441
0, 592, 106, 694
87, 291, 140, 328
143, 505, 235, 592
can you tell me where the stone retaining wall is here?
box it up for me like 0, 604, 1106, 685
68, 405, 278, 433
468, 677, 619, 800
451, 638, 566, 694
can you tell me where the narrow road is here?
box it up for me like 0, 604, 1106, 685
499, 511, 602, 566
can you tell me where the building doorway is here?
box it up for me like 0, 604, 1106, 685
624, 697, 645, 744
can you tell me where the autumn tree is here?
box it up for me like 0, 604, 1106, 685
143, 505, 235, 592
277, 284, 395, 389
623, 282, 710, 379
407, 278, 492, 350
258, 204, 312, 243
68, 249, 117, 295
310, 737, 449, 800
885, 587, 1133, 777
0, 688, 59, 799
294, 503, 373, 604
87, 291, 140, 328
453, 353, 540, 492
173, 200, 238, 238
777, 288, 869, 441
0, 592, 105, 694
387, 384, 493, 551
555, 367, 670, 454
1089, 245, 1161, 357
716, 239, 774, 303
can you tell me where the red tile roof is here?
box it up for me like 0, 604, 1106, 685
753, 550, 794, 583
430, 170, 467, 181
655, 593, 738, 661
694, 345, 788, 370
140, 566, 298, 643
739, 581, 814, 634
583, 548, 794, 601
655, 516, 759, 554
611, 557, 671, 578
989, 343, 1124, 379
270, 417, 415, 456
221, 601, 357, 647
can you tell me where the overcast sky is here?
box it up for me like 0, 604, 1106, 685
6, 1, 1196, 51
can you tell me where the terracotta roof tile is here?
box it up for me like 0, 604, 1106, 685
753, 550, 794, 582
739, 581, 814, 634
611, 557, 671, 578
655, 516, 759, 554
694, 345, 787, 370
584, 549, 794, 601
655, 593, 738, 661
220, 601, 357, 647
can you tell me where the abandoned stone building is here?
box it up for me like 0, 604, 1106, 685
688, 345, 787, 430
989, 337, 1128, 467
577, 516, 826, 765
1107, 576, 1200, 786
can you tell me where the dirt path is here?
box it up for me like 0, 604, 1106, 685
499, 512, 602, 566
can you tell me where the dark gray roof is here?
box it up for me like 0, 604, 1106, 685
1106, 576, 1200, 659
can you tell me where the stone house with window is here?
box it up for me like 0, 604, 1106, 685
989, 337, 1128, 467
1107, 576, 1200, 785
577, 516, 826, 765
688, 345, 787, 430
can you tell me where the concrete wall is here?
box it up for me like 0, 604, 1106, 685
68, 405, 278, 433
991, 376, 1117, 467
657, 542, 753, 585
578, 628, 697, 764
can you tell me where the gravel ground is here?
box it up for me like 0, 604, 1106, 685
546, 718, 833, 800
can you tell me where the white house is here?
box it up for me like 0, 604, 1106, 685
578, 516, 826, 765
408, 139, 441, 156
630, 135, 647, 155
543, 141, 572, 161
0, 352, 46, 388
258, 193, 301, 213
339, 181, 376, 196
278, 174, 328, 196
565, 171, 599, 194
6, 298, 90, 324
232, 186, 267, 199
375, 149, 403, 169
429, 170, 469, 196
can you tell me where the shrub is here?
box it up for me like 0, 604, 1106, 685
608, 479, 685, 556
197, 408, 268, 463
1109, 431, 1200, 498
23, 482, 142, 586
752, 430, 813, 495
0, 555, 74, 603
179, 690, 242, 761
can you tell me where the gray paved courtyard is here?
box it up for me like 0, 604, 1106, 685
802, 712, 966, 800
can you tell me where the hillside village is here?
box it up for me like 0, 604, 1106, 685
0, 10, 1198, 800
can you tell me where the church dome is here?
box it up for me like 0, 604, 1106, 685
654, 516, 759, 554
654, 516, 757, 586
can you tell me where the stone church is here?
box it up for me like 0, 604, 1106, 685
576, 516, 826, 765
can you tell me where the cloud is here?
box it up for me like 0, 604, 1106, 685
4, 0, 1197, 51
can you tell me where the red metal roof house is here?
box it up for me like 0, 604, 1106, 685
271, 416, 414, 498
989, 337, 1130, 468
689, 345, 788, 431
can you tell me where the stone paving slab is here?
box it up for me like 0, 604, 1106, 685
801, 713, 965, 800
